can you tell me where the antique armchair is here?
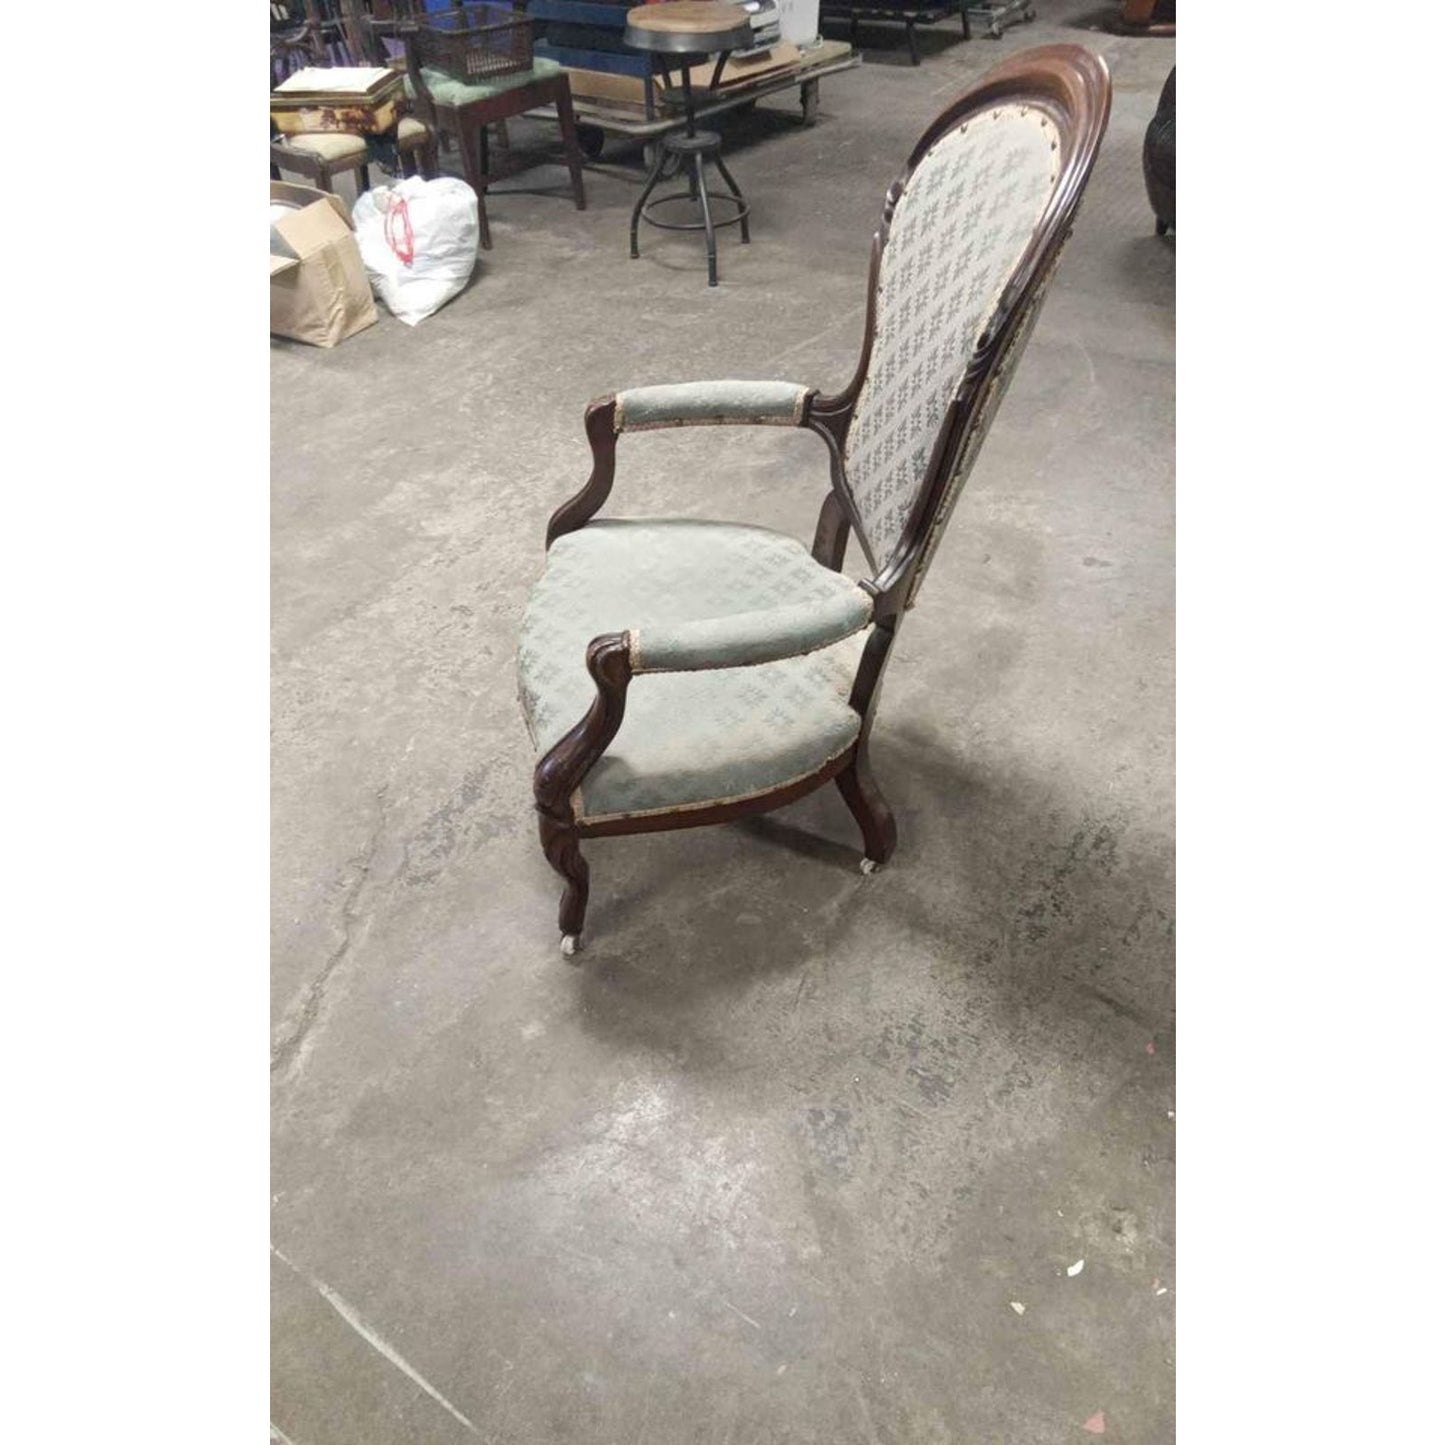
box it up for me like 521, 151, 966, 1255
517, 45, 1112, 954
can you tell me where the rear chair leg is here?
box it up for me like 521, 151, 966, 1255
836, 745, 897, 872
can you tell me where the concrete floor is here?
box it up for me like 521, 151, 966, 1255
271, 6, 1174, 1441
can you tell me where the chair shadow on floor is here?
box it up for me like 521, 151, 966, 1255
1114, 230, 1175, 306
571, 719, 1174, 1062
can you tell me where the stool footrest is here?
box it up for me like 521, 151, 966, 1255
640, 189, 749, 233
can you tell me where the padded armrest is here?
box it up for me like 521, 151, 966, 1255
614, 380, 811, 433
628, 585, 873, 675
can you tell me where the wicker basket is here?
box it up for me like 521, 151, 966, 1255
415, 4, 533, 84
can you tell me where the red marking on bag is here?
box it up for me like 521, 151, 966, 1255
384, 194, 415, 267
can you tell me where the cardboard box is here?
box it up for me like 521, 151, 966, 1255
270, 182, 378, 348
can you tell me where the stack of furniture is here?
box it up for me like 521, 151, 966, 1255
400, 2, 588, 249
270, 17, 439, 195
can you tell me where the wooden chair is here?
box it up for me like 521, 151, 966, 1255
270, 121, 439, 194
401, 9, 586, 251
517, 44, 1113, 954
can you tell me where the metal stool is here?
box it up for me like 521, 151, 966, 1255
624, 2, 756, 287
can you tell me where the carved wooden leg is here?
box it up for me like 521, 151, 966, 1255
539, 814, 589, 957
836, 745, 897, 872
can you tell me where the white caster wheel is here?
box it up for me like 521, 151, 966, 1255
561, 933, 582, 960
859, 858, 880, 876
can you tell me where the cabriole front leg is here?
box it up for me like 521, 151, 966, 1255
539, 812, 589, 958
531, 632, 633, 955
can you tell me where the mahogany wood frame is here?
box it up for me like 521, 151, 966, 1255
531, 45, 1111, 950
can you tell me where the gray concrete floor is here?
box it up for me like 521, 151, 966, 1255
272, 6, 1174, 1441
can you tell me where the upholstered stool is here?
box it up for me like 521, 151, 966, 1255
270, 116, 439, 195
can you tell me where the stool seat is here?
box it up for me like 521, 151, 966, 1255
282, 131, 370, 162
623, 2, 754, 54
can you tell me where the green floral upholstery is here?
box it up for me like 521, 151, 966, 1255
405, 57, 560, 108
633, 585, 871, 674
844, 104, 1062, 568
615, 380, 810, 433
518, 520, 871, 822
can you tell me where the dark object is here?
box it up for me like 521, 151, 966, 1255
1143, 67, 1174, 234
519, 45, 1113, 952
1115, 0, 1175, 36
966, 0, 1035, 41
401, 31, 587, 249
624, 4, 757, 287
413, 2, 533, 84
530, 0, 658, 112
820, 1, 969, 66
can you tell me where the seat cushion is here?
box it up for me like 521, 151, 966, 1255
405, 57, 560, 108
278, 130, 369, 162
397, 115, 431, 145
518, 520, 870, 822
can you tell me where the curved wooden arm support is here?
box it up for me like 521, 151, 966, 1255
546, 391, 859, 567
546, 397, 619, 548
532, 631, 633, 943
533, 631, 634, 822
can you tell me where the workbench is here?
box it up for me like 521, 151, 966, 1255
532, 36, 861, 156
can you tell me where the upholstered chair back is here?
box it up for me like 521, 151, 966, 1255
842, 103, 1064, 577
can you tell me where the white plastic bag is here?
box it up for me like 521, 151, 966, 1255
352, 177, 479, 326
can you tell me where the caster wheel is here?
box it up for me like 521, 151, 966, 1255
577, 123, 605, 160
561, 933, 582, 960
860, 858, 880, 876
